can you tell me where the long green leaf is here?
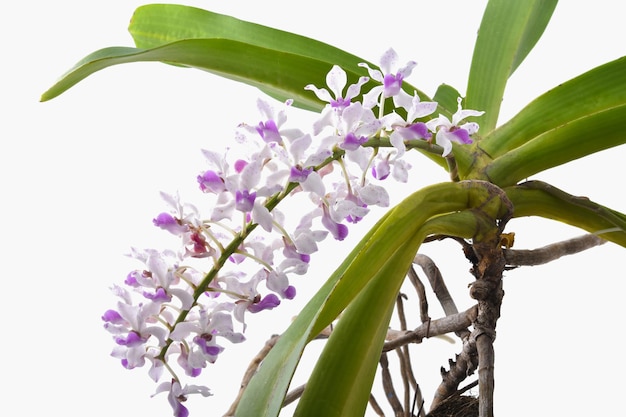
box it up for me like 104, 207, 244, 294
294, 234, 421, 417
126, 4, 451, 115
505, 181, 626, 247
484, 103, 626, 186
234, 210, 392, 417
129, 4, 369, 72
235, 181, 496, 417
465, 0, 558, 133
41, 6, 450, 115
41, 40, 336, 110
293, 209, 490, 417
41, 3, 444, 114
472, 56, 626, 184
482, 56, 626, 158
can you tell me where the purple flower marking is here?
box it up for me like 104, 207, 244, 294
193, 336, 224, 357
383, 72, 404, 97
256, 120, 282, 144
115, 331, 146, 347
143, 287, 172, 302
197, 170, 226, 193
283, 285, 296, 300
234, 159, 248, 173
331, 97, 351, 109
344, 192, 368, 224
283, 238, 311, 263
372, 158, 391, 180
177, 347, 203, 378
124, 271, 140, 287
235, 190, 256, 213
397, 123, 431, 140
449, 127, 472, 144
102, 309, 124, 324
247, 293, 281, 313
153, 213, 189, 235
340, 132, 368, 151
321, 205, 349, 241
288, 166, 313, 183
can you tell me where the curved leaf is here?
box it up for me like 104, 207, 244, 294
41, 3, 453, 116
126, 4, 453, 115
481, 56, 626, 158
41, 40, 335, 110
233, 210, 392, 417
465, 0, 558, 133
236, 180, 511, 417
468, 56, 626, 185
234, 181, 504, 417
484, 103, 626, 186
294, 233, 422, 417
505, 180, 626, 247
293, 209, 490, 417
129, 4, 369, 72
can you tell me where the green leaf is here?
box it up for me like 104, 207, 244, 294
235, 181, 511, 417
465, 0, 558, 133
474, 56, 626, 185
294, 234, 421, 417
40, 40, 335, 110
127, 4, 442, 113
433, 83, 462, 115
233, 209, 393, 417
42, 3, 443, 114
482, 56, 626, 158
485, 103, 626, 186
505, 181, 626, 247
293, 210, 487, 417
128, 4, 369, 72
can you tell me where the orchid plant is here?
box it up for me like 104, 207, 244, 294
41, 2, 626, 417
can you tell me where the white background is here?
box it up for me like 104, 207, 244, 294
2, 1, 625, 416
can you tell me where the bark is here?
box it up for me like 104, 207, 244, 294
468, 235, 506, 417
227, 228, 607, 417
381, 351, 404, 416
414, 254, 471, 340
413, 255, 457, 316
504, 233, 605, 266
384, 306, 478, 351
430, 334, 479, 411
407, 266, 430, 324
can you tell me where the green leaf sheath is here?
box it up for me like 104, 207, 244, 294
465, 0, 558, 134
506, 181, 626, 247
235, 181, 511, 417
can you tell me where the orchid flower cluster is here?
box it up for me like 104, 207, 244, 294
101, 48, 484, 417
